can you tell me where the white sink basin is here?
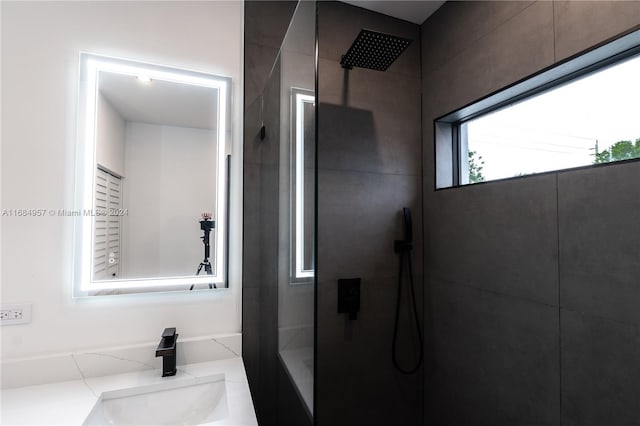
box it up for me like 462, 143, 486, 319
83, 374, 228, 425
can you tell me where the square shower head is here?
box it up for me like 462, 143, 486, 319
340, 29, 412, 71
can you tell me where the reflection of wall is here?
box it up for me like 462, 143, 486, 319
1, 1, 242, 361
96, 93, 125, 176
421, 2, 640, 425
122, 122, 216, 279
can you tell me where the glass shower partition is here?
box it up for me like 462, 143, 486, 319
275, 0, 316, 419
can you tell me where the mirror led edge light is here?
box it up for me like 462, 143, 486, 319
77, 53, 231, 293
294, 92, 315, 279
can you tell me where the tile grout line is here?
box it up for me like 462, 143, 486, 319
317, 166, 422, 179
433, 275, 559, 310
561, 306, 640, 329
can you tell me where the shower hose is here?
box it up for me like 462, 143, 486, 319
392, 237, 424, 374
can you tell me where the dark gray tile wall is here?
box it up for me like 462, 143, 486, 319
317, 169, 422, 282
244, 1, 298, 107
317, 3, 423, 425
422, 2, 640, 425
427, 174, 559, 306
558, 161, 640, 325
421, 1, 536, 72
558, 161, 640, 426
561, 309, 640, 426
317, 59, 422, 176
430, 279, 560, 426
242, 3, 299, 426
553, 1, 640, 61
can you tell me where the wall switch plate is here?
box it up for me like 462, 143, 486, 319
1, 304, 32, 325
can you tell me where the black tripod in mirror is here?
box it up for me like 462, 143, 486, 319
190, 213, 216, 290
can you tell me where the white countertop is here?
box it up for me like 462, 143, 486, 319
1, 357, 257, 426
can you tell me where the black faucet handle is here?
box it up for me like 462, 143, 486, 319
162, 327, 176, 339
156, 327, 178, 377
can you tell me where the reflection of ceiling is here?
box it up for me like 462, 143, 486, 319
99, 71, 218, 130
341, 1, 445, 25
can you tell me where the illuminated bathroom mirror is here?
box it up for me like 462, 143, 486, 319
74, 53, 231, 295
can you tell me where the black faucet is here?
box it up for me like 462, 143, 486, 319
155, 327, 178, 377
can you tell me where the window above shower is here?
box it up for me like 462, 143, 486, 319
435, 28, 640, 188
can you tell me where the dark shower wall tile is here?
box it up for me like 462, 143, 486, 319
558, 160, 640, 325
243, 3, 310, 425
421, 102, 438, 194
421, 3, 640, 426
259, 163, 279, 288
243, 37, 281, 167
316, 4, 423, 422
259, 286, 278, 354
256, 54, 280, 290
422, 1, 554, 120
421, 148, 441, 208
259, 56, 282, 167
317, 1, 420, 79
244, 1, 298, 49
483, 0, 554, 92
244, 42, 280, 109
430, 279, 560, 426
422, 1, 535, 75
427, 173, 559, 306
316, 273, 425, 364
242, 287, 261, 393
421, 40, 495, 121
317, 58, 421, 176
316, 276, 423, 426
243, 95, 264, 166
243, 163, 261, 287
317, 169, 423, 283
561, 309, 640, 426
256, 285, 279, 425
554, 1, 640, 62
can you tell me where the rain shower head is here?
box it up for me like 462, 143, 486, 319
340, 29, 412, 71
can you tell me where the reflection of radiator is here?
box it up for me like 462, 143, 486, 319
94, 167, 122, 280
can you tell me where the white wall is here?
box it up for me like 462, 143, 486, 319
1, 1, 243, 359
96, 93, 126, 177
123, 122, 216, 279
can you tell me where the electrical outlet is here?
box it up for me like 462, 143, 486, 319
1, 304, 31, 325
